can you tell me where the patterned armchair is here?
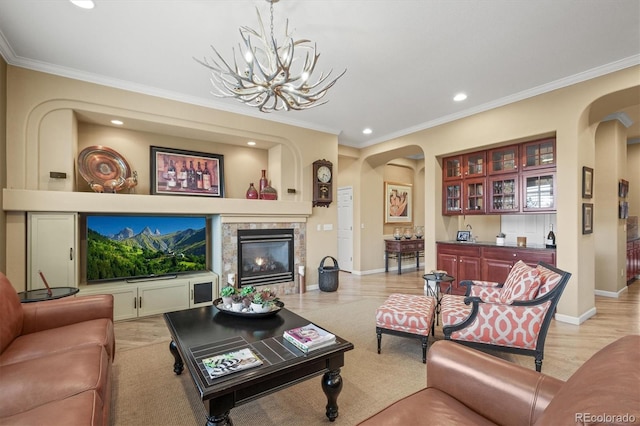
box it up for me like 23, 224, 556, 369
441, 261, 571, 372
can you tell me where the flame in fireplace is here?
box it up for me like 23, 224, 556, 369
254, 257, 265, 267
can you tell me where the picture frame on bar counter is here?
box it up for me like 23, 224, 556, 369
150, 146, 225, 197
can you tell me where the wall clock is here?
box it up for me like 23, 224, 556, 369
312, 159, 333, 207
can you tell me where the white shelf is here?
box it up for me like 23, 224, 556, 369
3, 189, 312, 217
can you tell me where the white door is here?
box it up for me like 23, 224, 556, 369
28, 213, 77, 290
337, 187, 354, 272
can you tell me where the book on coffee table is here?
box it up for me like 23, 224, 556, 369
202, 348, 263, 379
283, 323, 336, 353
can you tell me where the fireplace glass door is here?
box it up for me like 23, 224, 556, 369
238, 229, 294, 287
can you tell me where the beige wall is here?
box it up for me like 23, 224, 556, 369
0, 56, 6, 274
1, 63, 638, 322
354, 66, 639, 322
594, 120, 628, 293
628, 143, 640, 217
3, 66, 339, 290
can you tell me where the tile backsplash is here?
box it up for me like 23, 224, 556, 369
500, 214, 556, 246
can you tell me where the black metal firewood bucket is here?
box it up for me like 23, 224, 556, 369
318, 256, 339, 292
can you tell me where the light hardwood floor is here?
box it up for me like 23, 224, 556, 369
114, 270, 639, 380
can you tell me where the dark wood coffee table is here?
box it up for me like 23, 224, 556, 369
164, 305, 354, 426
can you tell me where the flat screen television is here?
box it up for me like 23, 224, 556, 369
86, 214, 208, 283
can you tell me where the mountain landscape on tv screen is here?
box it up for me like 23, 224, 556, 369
87, 224, 206, 282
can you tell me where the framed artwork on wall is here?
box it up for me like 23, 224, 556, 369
384, 182, 413, 224
582, 203, 593, 234
582, 166, 593, 198
619, 179, 629, 198
150, 146, 224, 197
619, 201, 629, 219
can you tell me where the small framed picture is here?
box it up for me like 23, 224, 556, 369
456, 230, 471, 242
582, 167, 593, 199
619, 201, 629, 219
150, 146, 224, 197
619, 179, 629, 198
582, 203, 593, 234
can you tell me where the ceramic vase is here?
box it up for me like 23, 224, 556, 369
259, 170, 268, 198
231, 302, 244, 312
246, 183, 259, 199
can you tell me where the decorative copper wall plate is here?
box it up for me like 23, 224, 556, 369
78, 146, 131, 191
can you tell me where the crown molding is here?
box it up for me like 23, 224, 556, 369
357, 55, 640, 148
602, 112, 634, 128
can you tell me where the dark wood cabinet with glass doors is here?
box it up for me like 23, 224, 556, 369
463, 177, 485, 214
522, 170, 556, 212
442, 137, 556, 216
442, 153, 486, 215
488, 145, 519, 175
521, 138, 555, 170
488, 174, 519, 213
444, 181, 462, 214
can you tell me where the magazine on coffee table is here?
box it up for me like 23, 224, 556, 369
202, 348, 263, 379
283, 323, 336, 353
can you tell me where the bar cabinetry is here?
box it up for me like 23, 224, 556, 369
437, 242, 556, 294
436, 244, 481, 295
443, 137, 556, 215
627, 239, 640, 284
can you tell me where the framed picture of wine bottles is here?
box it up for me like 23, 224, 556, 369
150, 146, 225, 197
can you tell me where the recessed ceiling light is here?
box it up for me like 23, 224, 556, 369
453, 93, 467, 102
70, 0, 95, 9
247, 141, 256, 146
362, 128, 373, 135
110, 119, 124, 126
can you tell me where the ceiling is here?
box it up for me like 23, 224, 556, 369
0, 0, 639, 148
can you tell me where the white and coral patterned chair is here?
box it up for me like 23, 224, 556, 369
441, 261, 571, 372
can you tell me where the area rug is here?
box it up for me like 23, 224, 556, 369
111, 297, 427, 425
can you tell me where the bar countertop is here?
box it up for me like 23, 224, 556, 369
437, 240, 554, 250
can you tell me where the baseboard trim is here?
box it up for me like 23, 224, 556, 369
353, 263, 426, 276
352, 268, 386, 276
555, 306, 597, 325
594, 286, 628, 298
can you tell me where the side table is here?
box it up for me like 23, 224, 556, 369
422, 273, 455, 325
18, 287, 79, 303
384, 238, 425, 274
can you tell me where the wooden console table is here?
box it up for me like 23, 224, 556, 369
385, 238, 425, 274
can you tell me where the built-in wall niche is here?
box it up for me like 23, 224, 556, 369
76, 121, 273, 199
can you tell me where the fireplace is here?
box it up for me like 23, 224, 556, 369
237, 228, 294, 287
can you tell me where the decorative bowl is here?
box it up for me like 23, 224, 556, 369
432, 270, 447, 279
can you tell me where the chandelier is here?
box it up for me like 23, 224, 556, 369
194, 0, 346, 112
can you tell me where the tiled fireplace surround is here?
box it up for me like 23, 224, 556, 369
220, 221, 306, 296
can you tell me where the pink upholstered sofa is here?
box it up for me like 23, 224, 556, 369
0, 272, 115, 425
